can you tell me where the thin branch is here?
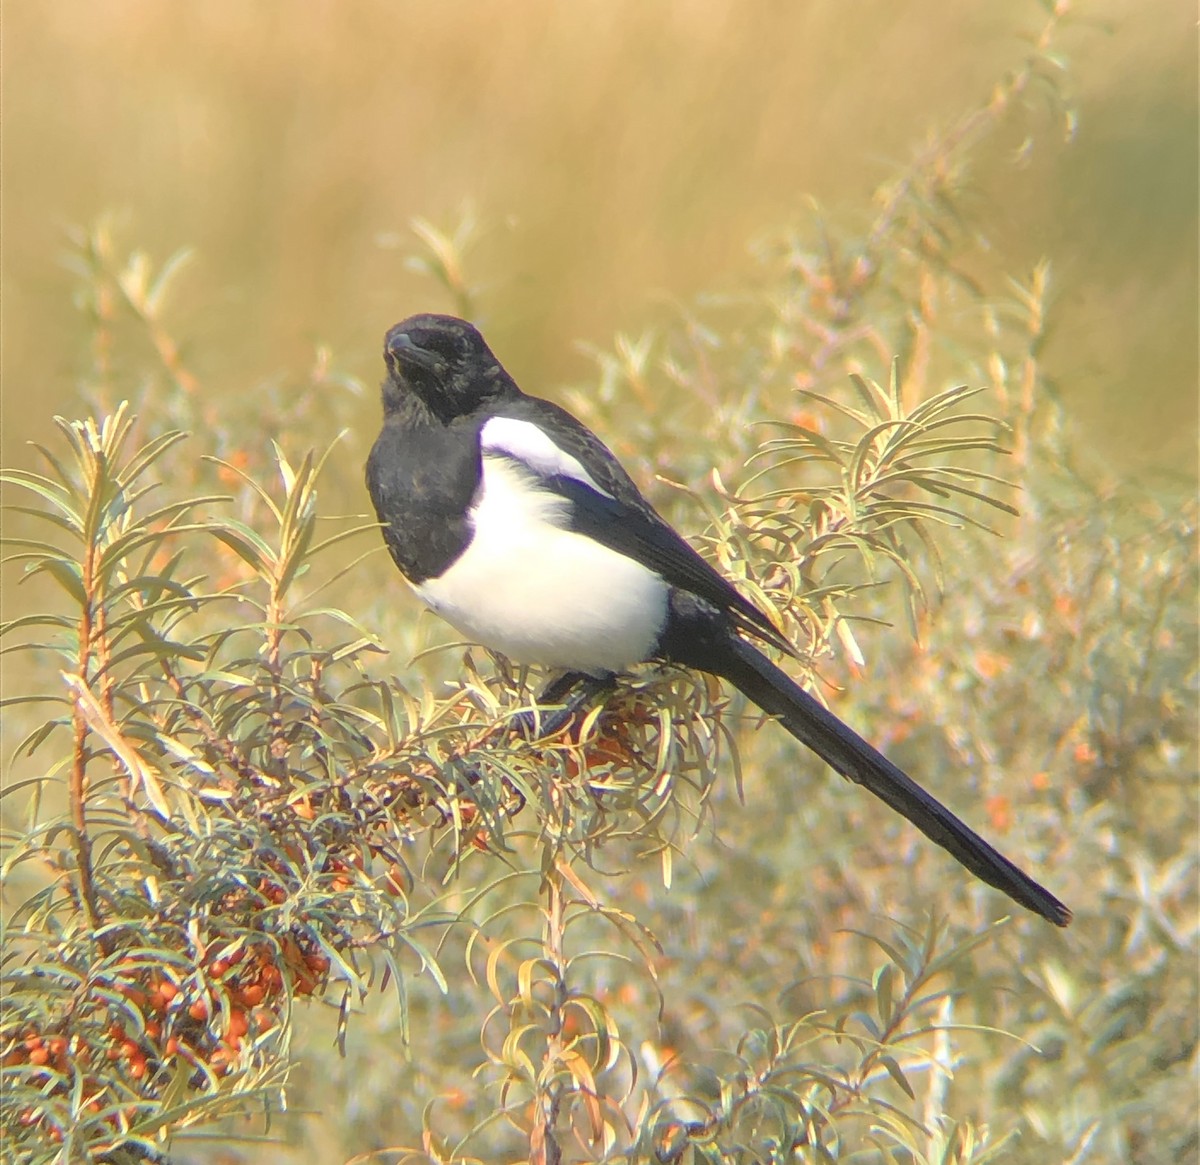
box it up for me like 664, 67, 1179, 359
68, 488, 109, 950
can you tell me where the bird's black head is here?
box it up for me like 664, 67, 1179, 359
382, 314, 512, 423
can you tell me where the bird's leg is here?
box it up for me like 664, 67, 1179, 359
448, 672, 616, 824
454, 673, 613, 805
511, 671, 616, 740
538, 671, 590, 706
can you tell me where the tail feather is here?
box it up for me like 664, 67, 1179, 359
717, 636, 1071, 927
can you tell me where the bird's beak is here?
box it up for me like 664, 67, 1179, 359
386, 332, 440, 374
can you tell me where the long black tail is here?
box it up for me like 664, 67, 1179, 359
712, 635, 1071, 926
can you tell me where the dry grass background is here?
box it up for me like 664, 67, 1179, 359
2, 0, 1195, 478
1, 3, 1197, 1163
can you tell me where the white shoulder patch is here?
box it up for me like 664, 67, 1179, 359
480, 416, 612, 498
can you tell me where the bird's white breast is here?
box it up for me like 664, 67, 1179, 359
414, 455, 668, 675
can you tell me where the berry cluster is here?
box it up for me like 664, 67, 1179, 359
1, 935, 331, 1148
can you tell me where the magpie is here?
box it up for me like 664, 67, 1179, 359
365, 313, 1071, 927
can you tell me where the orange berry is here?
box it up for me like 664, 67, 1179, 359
226, 1009, 249, 1039
985, 794, 1013, 832
258, 879, 287, 903
188, 999, 209, 1022
28, 1047, 50, 1066
239, 983, 265, 1006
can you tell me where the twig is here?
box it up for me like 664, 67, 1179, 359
68, 485, 110, 949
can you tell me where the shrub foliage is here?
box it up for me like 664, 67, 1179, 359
2, 7, 1195, 1163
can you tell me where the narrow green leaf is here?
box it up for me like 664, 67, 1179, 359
878, 1053, 916, 1099
24, 558, 87, 605
210, 525, 274, 575
117, 428, 190, 488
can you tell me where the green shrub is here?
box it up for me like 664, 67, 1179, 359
2, 7, 1194, 1163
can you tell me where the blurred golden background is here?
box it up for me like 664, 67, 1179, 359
3, 0, 1195, 480
2, 6, 1196, 1161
